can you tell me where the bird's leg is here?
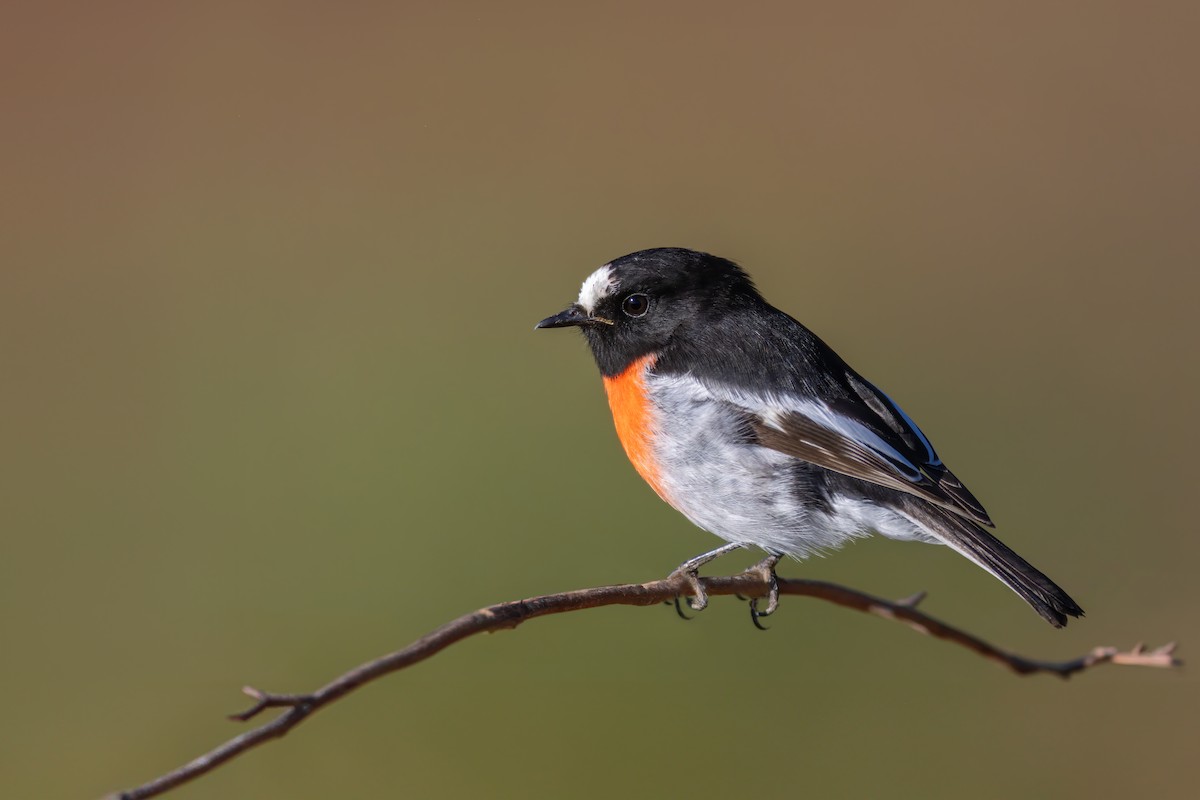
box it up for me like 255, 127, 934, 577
667, 542, 747, 612
747, 554, 781, 630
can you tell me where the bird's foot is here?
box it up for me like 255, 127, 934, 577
667, 563, 712, 612
746, 554, 781, 630
667, 542, 746, 614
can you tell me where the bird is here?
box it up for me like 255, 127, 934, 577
535, 247, 1083, 627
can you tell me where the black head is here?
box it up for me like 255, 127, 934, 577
535, 248, 761, 376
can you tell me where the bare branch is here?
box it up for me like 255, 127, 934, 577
104, 572, 1180, 800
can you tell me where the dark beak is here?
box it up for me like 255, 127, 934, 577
535, 304, 592, 330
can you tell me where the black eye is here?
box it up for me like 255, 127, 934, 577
622, 293, 650, 318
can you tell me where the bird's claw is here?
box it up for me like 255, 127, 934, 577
746, 555, 781, 631
668, 566, 710, 613
666, 542, 751, 621
672, 595, 695, 620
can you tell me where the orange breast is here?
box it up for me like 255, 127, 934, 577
602, 354, 669, 501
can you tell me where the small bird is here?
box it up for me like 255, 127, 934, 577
536, 247, 1083, 627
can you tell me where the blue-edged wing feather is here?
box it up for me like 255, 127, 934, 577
834, 369, 992, 526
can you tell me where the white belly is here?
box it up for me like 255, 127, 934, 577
646, 372, 932, 558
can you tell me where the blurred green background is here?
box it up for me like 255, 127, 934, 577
3, 2, 1197, 798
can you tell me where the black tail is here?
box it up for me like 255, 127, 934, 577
905, 503, 1084, 628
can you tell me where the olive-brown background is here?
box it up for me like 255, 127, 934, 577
3, 3, 1197, 798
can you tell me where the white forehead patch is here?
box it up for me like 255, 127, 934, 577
577, 265, 616, 314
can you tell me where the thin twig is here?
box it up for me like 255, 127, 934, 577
105, 572, 1180, 800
